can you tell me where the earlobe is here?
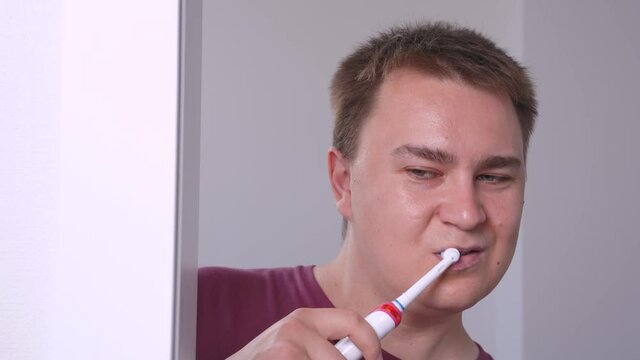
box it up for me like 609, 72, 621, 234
327, 147, 352, 220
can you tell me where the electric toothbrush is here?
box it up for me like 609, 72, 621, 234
334, 248, 461, 360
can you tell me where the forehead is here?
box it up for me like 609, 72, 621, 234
358, 68, 524, 162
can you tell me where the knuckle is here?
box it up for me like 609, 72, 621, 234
339, 310, 381, 356
276, 317, 307, 338
269, 341, 304, 357
290, 307, 312, 319
358, 336, 382, 359
343, 309, 366, 327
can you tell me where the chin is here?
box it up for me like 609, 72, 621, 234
433, 293, 485, 313
417, 276, 499, 314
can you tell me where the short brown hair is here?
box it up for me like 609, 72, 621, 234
330, 22, 537, 161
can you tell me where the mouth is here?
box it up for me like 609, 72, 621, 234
435, 247, 484, 271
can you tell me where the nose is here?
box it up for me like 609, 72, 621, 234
437, 179, 486, 231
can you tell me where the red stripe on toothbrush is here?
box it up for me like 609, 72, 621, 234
376, 302, 403, 327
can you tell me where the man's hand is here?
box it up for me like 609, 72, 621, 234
228, 308, 383, 360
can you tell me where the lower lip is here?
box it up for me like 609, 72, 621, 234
438, 251, 483, 271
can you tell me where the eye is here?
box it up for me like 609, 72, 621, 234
406, 168, 440, 180
476, 174, 511, 184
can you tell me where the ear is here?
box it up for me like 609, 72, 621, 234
327, 147, 353, 221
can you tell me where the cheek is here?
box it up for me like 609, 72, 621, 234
397, 186, 435, 220
484, 188, 524, 228
353, 173, 432, 225
484, 192, 523, 251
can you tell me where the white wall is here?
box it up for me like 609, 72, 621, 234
523, 1, 640, 358
199, 1, 524, 358
1, 2, 61, 358
1, 1, 184, 359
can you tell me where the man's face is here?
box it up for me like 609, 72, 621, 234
341, 68, 525, 313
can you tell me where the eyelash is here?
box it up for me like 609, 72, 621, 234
406, 168, 440, 180
476, 174, 512, 184
406, 168, 512, 184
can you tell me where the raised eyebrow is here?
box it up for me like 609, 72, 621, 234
477, 156, 522, 170
391, 145, 456, 164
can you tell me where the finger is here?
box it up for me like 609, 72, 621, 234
302, 330, 347, 360
290, 308, 383, 360
329, 311, 382, 360
269, 315, 343, 360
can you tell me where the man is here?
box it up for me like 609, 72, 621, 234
197, 22, 536, 359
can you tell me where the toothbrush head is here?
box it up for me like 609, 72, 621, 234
441, 248, 460, 263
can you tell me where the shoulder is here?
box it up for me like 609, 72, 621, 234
196, 266, 322, 359
197, 266, 312, 296
197, 265, 325, 312
198, 265, 309, 281
197, 266, 271, 290
475, 343, 494, 360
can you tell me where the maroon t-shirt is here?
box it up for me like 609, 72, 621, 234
197, 266, 493, 360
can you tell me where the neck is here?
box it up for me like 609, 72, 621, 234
382, 312, 477, 359
314, 238, 478, 360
